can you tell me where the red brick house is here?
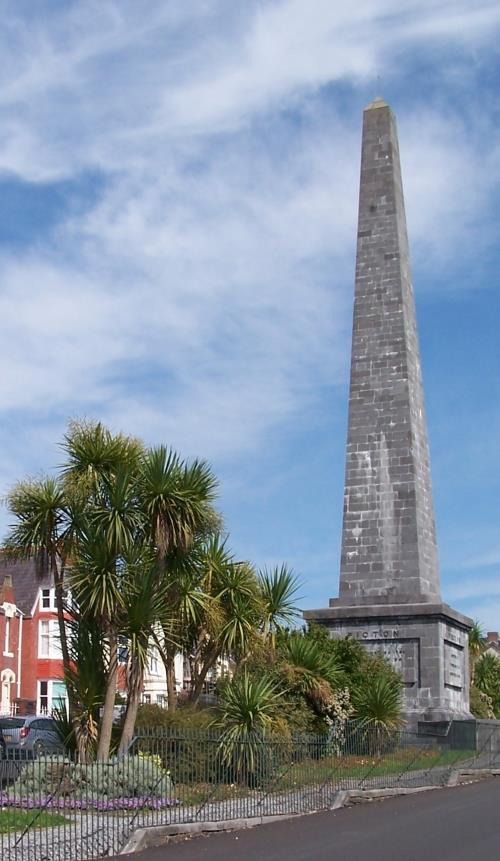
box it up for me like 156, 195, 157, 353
0, 557, 134, 715
0, 558, 68, 714
0, 573, 23, 714
0, 557, 193, 714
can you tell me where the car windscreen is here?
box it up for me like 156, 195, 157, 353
0, 718, 25, 729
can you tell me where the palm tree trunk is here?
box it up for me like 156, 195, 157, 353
189, 646, 218, 705
166, 654, 177, 712
152, 630, 178, 711
118, 658, 143, 754
53, 569, 76, 710
97, 629, 118, 761
53, 562, 87, 757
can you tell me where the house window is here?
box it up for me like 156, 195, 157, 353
37, 680, 68, 715
40, 589, 56, 611
148, 648, 159, 675
39, 680, 49, 713
3, 618, 11, 656
38, 620, 61, 658
118, 637, 129, 664
52, 681, 67, 713
142, 694, 151, 705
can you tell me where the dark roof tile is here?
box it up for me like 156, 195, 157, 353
0, 557, 52, 616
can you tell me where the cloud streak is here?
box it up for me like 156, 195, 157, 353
0, 2, 499, 616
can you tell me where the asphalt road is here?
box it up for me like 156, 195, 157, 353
121, 779, 500, 861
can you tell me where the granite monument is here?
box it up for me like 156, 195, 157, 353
304, 98, 472, 724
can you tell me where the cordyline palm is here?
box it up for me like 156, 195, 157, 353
212, 672, 283, 781
469, 620, 485, 685
62, 605, 107, 761
281, 632, 343, 712
475, 653, 500, 700
152, 544, 214, 703
181, 538, 264, 705
137, 448, 218, 709
138, 446, 218, 563
258, 564, 302, 656
70, 528, 129, 760
118, 545, 169, 753
61, 420, 143, 502
6, 476, 77, 717
351, 674, 404, 752
63, 421, 144, 759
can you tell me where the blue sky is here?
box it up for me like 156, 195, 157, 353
0, 1, 499, 628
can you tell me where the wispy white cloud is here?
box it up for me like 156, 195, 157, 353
454, 549, 500, 573
0, 1, 499, 583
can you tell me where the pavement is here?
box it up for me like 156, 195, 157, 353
118, 778, 500, 861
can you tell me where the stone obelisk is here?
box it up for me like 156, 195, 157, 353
305, 99, 472, 724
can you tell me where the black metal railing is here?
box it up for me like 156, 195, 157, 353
0, 722, 498, 861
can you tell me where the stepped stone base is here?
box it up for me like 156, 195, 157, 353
304, 602, 473, 723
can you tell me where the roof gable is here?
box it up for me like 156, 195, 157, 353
0, 556, 52, 616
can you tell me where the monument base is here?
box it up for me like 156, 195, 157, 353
304, 602, 473, 724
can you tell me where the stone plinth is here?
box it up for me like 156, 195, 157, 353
304, 603, 471, 722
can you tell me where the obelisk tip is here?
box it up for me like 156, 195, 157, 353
364, 96, 389, 111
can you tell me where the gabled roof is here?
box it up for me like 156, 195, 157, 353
0, 556, 52, 616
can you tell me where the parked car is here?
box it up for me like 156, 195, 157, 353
0, 716, 64, 758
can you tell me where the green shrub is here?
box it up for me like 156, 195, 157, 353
8, 754, 173, 800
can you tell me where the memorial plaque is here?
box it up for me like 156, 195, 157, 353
444, 640, 464, 690
363, 638, 419, 687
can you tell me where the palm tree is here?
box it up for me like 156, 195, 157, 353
6, 477, 75, 713
117, 546, 169, 753
138, 446, 218, 564
62, 421, 145, 759
187, 545, 263, 705
351, 674, 404, 751
468, 619, 485, 686
136, 447, 218, 709
212, 672, 282, 782
475, 653, 500, 716
62, 605, 107, 761
6, 420, 223, 756
70, 530, 127, 760
61, 419, 143, 499
281, 631, 343, 712
258, 564, 302, 656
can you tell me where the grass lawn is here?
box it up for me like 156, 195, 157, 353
281, 748, 477, 786
0, 809, 71, 834
172, 748, 476, 805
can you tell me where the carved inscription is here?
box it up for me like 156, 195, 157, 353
444, 640, 464, 690
341, 630, 419, 687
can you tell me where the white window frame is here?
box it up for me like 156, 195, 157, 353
3, 617, 11, 656
38, 620, 61, 659
148, 647, 159, 675
40, 588, 57, 611
37, 680, 68, 715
